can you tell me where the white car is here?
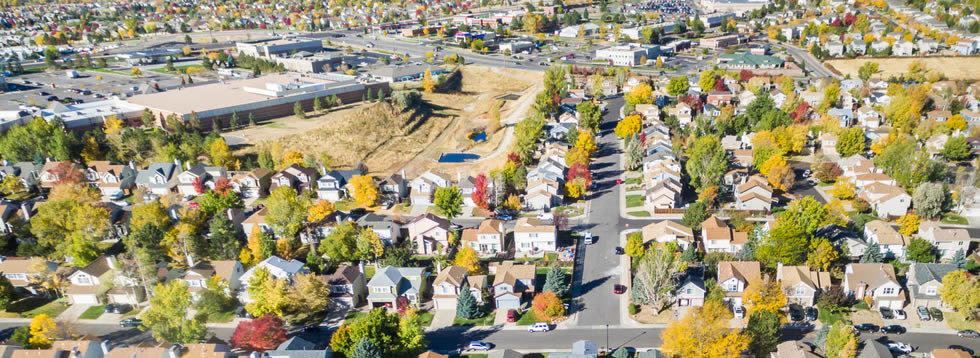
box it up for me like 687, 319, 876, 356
888, 342, 913, 354
893, 309, 906, 320
528, 322, 551, 332
733, 306, 744, 319
537, 213, 553, 221
467, 341, 491, 351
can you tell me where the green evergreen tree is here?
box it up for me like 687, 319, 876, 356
951, 248, 967, 269
351, 338, 383, 358
542, 265, 569, 298
366, 89, 374, 102
229, 111, 239, 129
455, 282, 482, 319
860, 242, 882, 263
258, 151, 275, 170
746, 309, 780, 357
680, 243, 698, 262
248, 112, 256, 127
294, 102, 306, 119
313, 97, 322, 113
165, 57, 175, 72
377, 89, 386, 101
208, 214, 240, 260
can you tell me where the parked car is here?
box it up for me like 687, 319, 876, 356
613, 284, 626, 294
789, 305, 804, 322
496, 215, 513, 221
299, 325, 320, 332
616, 179, 623, 184
853, 323, 879, 333
104, 304, 130, 314
879, 307, 894, 320
916, 306, 930, 321
928, 307, 944, 321
958, 330, 980, 338
887, 342, 913, 354
506, 309, 517, 323
805, 307, 818, 321
880, 325, 906, 334
893, 309, 906, 320
467, 341, 492, 351
583, 232, 594, 245
537, 213, 553, 221
615, 247, 625, 255
119, 318, 142, 328
528, 323, 551, 332
235, 307, 254, 319
733, 306, 744, 319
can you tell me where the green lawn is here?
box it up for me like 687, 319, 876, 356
515, 310, 545, 326
149, 64, 205, 75
941, 213, 968, 225
417, 310, 434, 326
85, 67, 134, 77
364, 265, 376, 280
817, 305, 851, 325
625, 195, 645, 208
628, 211, 651, 217
345, 311, 368, 320
21, 300, 69, 318
943, 311, 978, 331
0, 297, 69, 318
79, 305, 105, 320
333, 199, 358, 212
453, 311, 496, 326
207, 309, 236, 323
624, 177, 641, 185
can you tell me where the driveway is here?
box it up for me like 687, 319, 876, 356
57, 304, 94, 321
430, 310, 456, 329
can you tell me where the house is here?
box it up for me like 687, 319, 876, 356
38, 161, 83, 189
918, 221, 971, 261
407, 213, 451, 255
379, 173, 409, 203
262, 337, 333, 358
357, 213, 402, 246
67, 256, 140, 305
316, 169, 363, 202
859, 183, 911, 218
0, 161, 40, 191
815, 224, 868, 259
366, 266, 428, 308
269, 164, 318, 192
230, 168, 272, 198
644, 178, 682, 209
893, 40, 915, 56
843, 263, 904, 309
432, 265, 487, 310
702, 216, 748, 254
322, 264, 367, 308
491, 261, 536, 310
641, 221, 694, 250
827, 41, 844, 57
461, 219, 506, 256
907, 263, 958, 309
0, 257, 57, 294
134, 162, 179, 196
238, 256, 308, 303
864, 220, 906, 259
526, 189, 560, 210
181, 260, 244, 298
734, 175, 773, 211
410, 171, 453, 205
856, 106, 882, 128
827, 108, 854, 127
513, 218, 558, 254
674, 265, 705, 307
819, 132, 838, 157
930, 349, 972, 358
0, 202, 30, 235
717, 261, 761, 307
776, 264, 830, 306
773, 341, 819, 358
12, 340, 113, 358
853, 173, 895, 187
176, 163, 227, 196
668, 103, 692, 125
549, 340, 600, 358
84, 161, 136, 199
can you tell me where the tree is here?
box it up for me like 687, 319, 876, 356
858, 62, 879, 81
625, 135, 644, 171
422, 69, 435, 93
912, 182, 948, 219
28, 314, 56, 348
434, 186, 463, 219
471, 174, 491, 210
667, 76, 689, 96
905, 238, 936, 263
208, 214, 241, 260
615, 115, 642, 138
356, 228, 385, 262
631, 244, 679, 311
860, 242, 882, 263
661, 300, 750, 358
830, 176, 856, 200
313, 97, 323, 113
31, 189, 109, 267
625, 232, 645, 258
320, 222, 360, 263
209, 138, 235, 168
330, 308, 427, 357
743, 278, 787, 317
951, 249, 967, 269
825, 322, 858, 358
453, 248, 482, 274
807, 238, 839, 271
293, 102, 306, 119
0, 276, 14, 310
938, 270, 980, 317
941, 136, 971, 161
245, 267, 289, 317
266, 186, 311, 239
532, 291, 565, 321
765, 158, 795, 192
686, 137, 728, 193
456, 281, 482, 319
349, 175, 379, 207
682, 200, 710, 231
307, 200, 335, 222
351, 338, 384, 358
836, 127, 866, 157
746, 310, 780, 357
284, 273, 332, 324
142, 280, 208, 343
543, 265, 569, 298
577, 101, 601, 133
625, 83, 653, 106
230, 314, 287, 352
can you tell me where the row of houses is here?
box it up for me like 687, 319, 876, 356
636, 105, 685, 213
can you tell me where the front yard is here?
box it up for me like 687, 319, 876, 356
452, 310, 496, 326
79, 305, 105, 320
943, 311, 979, 331
515, 310, 546, 326
625, 195, 645, 208
0, 297, 70, 319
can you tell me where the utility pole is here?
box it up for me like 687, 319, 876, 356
605, 324, 609, 354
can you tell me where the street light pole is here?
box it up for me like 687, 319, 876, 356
605, 324, 609, 354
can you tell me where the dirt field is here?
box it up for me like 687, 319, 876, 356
229, 65, 540, 176
824, 57, 980, 80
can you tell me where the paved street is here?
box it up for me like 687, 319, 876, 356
769, 41, 841, 79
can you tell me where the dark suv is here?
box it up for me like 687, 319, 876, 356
880, 325, 906, 334
789, 305, 804, 322
853, 323, 879, 333
879, 307, 895, 320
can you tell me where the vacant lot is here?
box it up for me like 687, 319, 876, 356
824, 57, 980, 80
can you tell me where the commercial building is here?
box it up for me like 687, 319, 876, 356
236, 38, 324, 57
273, 53, 370, 73
716, 52, 785, 69
41, 99, 145, 130
595, 44, 659, 67
367, 63, 446, 83
114, 48, 181, 65
500, 41, 536, 54
127, 72, 388, 129
700, 34, 740, 49
698, 0, 768, 15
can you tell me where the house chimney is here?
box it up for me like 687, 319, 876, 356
128, 161, 135, 169
358, 260, 364, 274
401, 169, 406, 178
186, 253, 195, 268
20, 202, 30, 221
185, 161, 191, 170
436, 260, 442, 273
173, 158, 182, 169
106, 256, 117, 270
100, 342, 111, 354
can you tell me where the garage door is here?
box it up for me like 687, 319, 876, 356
72, 294, 99, 304
434, 298, 456, 310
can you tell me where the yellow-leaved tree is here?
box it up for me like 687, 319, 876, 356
575, 131, 597, 155
897, 213, 920, 236
307, 200, 335, 222
349, 175, 378, 207
453, 247, 483, 274
28, 314, 56, 348
743, 278, 787, 317
615, 115, 642, 139
422, 69, 435, 93
661, 300, 750, 358
830, 176, 856, 199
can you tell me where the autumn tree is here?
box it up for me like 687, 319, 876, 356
422, 69, 435, 93
897, 213, 920, 236
231, 315, 287, 352
142, 280, 208, 343
835, 127, 866, 157
938, 270, 980, 317
471, 174, 491, 210
807, 238, 839, 271
625, 83, 653, 106
624, 232, 644, 258
31, 185, 109, 267
307, 200, 335, 222
284, 273, 332, 324
349, 175, 379, 207
245, 267, 289, 318
356, 228, 385, 262
615, 115, 642, 138
532, 291, 565, 321
825, 322, 858, 358
330, 308, 427, 357
830, 176, 856, 199
266, 186, 311, 239
661, 300, 750, 358
686, 136, 728, 193
743, 278, 787, 317
666, 75, 690, 96
434, 186, 463, 219
453, 248, 482, 274
631, 244, 680, 312
209, 138, 235, 168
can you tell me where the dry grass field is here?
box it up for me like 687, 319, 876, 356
824, 57, 980, 80
230, 65, 540, 175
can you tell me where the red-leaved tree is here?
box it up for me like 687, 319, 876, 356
713, 78, 727, 92
567, 162, 593, 187
213, 177, 231, 194
192, 177, 205, 195
791, 101, 811, 122
472, 173, 491, 210
230, 315, 287, 352
396, 296, 410, 314
739, 70, 755, 82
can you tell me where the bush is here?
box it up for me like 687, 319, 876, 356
852, 198, 870, 213
628, 304, 638, 315
392, 90, 423, 109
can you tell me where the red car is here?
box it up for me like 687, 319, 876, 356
613, 284, 626, 294
506, 309, 517, 322
616, 179, 623, 184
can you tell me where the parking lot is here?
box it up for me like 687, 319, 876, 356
0, 65, 186, 111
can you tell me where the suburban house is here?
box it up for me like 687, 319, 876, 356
702, 216, 748, 254
84, 161, 136, 199
674, 265, 706, 307
815, 224, 868, 259
717, 261, 761, 308
379, 173, 409, 203
260, 337, 332, 358
407, 213, 451, 255
322, 264, 367, 308
67, 256, 141, 305
269, 164, 318, 193
176, 163, 228, 196
357, 213, 402, 246
410, 171, 453, 205
461, 219, 506, 256
858, 183, 911, 218
0, 257, 57, 294
0, 161, 39, 192
526, 189, 561, 210
134, 162, 179, 195
238, 256, 308, 303
734, 175, 773, 211
640, 221, 695, 250
842, 263, 905, 309
917, 221, 971, 261
432, 265, 487, 310
230, 168, 272, 198
819, 133, 838, 157
38, 160, 83, 189
181, 260, 244, 299
513, 218, 558, 255
864, 220, 906, 259
316, 169, 364, 202
366, 266, 428, 308
776, 264, 830, 307
906, 263, 958, 309
0, 203, 29, 235
491, 261, 536, 310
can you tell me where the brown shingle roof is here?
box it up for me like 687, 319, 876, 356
514, 217, 555, 233
434, 265, 468, 287
845, 263, 898, 292
323, 265, 362, 285
865, 220, 905, 245
718, 261, 761, 285
492, 261, 535, 288
641, 221, 693, 244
